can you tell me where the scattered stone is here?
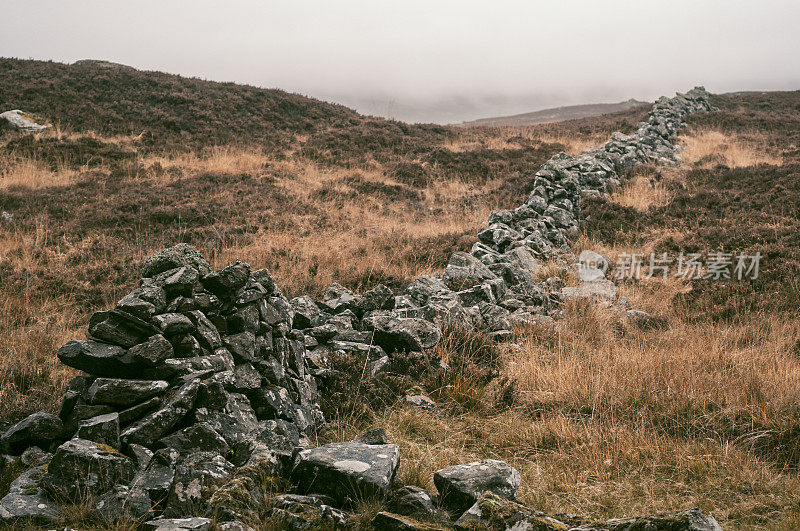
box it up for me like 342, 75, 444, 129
433, 459, 521, 513
387, 485, 437, 518
292, 440, 400, 504
143, 517, 213, 531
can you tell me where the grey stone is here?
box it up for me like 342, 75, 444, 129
57, 339, 131, 377
163, 452, 235, 517
125, 335, 174, 367
88, 378, 169, 407
201, 260, 251, 297
453, 492, 567, 530
142, 244, 212, 278
77, 412, 120, 447
362, 311, 442, 352
0, 110, 49, 132
41, 438, 137, 499
571, 507, 722, 530
0, 464, 59, 524
143, 517, 213, 530
121, 379, 200, 446
442, 251, 499, 290
89, 309, 158, 347
292, 440, 400, 504
1, 411, 62, 454
433, 459, 521, 513
95, 484, 154, 524
157, 422, 229, 455
290, 295, 327, 329
356, 283, 395, 315
154, 313, 195, 335
223, 331, 257, 363
387, 485, 436, 518
371, 512, 437, 530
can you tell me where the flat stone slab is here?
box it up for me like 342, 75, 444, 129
292, 441, 400, 504
0, 465, 59, 524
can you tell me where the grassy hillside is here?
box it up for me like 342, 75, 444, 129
1, 58, 799, 529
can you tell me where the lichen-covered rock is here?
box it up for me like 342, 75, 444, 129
362, 311, 442, 353
453, 492, 568, 530
95, 484, 154, 524
270, 493, 348, 529
143, 516, 213, 530
0, 109, 50, 132
372, 511, 448, 530
142, 244, 212, 278
0, 464, 59, 524
88, 378, 170, 407
41, 438, 137, 499
292, 440, 400, 504
121, 379, 200, 446
163, 452, 235, 517
571, 508, 722, 530
0, 412, 62, 454
77, 412, 120, 448
434, 459, 521, 513
387, 485, 437, 518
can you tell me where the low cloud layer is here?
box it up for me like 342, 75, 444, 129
2, 0, 799, 123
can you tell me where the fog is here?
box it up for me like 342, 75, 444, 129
2, 0, 799, 123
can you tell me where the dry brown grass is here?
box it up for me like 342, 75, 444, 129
0, 153, 84, 189
444, 126, 601, 156
679, 129, 783, 168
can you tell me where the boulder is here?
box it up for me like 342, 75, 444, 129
362, 312, 442, 353
270, 493, 348, 529
142, 244, 212, 278
433, 459, 521, 513
201, 260, 251, 297
442, 252, 499, 290
95, 484, 154, 524
453, 492, 568, 530
163, 452, 235, 517
41, 438, 137, 499
371, 512, 445, 530
290, 296, 327, 329
292, 440, 400, 504
387, 485, 437, 518
57, 339, 133, 377
0, 464, 59, 524
77, 412, 120, 448
88, 378, 169, 407
121, 379, 200, 446
0, 411, 62, 454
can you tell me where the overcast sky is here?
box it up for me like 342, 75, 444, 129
2, 1, 799, 123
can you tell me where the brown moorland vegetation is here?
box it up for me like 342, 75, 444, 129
1, 59, 799, 529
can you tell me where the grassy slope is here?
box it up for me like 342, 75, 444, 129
2, 58, 798, 529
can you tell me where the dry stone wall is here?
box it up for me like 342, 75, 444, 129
0, 88, 719, 530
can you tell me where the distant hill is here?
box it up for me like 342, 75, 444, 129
0, 58, 371, 151
460, 99, 649, 127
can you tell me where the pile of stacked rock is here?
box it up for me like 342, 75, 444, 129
0, 88, 718, 529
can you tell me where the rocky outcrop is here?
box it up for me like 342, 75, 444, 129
0, 88, 717, 528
